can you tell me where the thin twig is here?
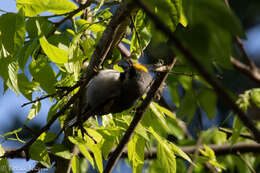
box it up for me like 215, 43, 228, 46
21, 93, 56, 107
230, 57, 260, 84
135, 0, 260, 143
130, 15, 144, 57
235, 37, 256, 70
218, 127, 254, 140
224, 0, 260, 84
66, 146, 80, 173
47, 1, 93, 37
187, 135, 203, 173
22, 80, 83, 107
237, 151, 257, 173
103, 58, 177, 173
5, 142, 260, 159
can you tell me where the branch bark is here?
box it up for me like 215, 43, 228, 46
230, 57, 260, 84
4, 142, 260, 159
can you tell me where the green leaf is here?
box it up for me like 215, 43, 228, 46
7, 59, 20, 94
69, 130, 104, 173
81, 37, 95, 59
198, 88, 217, 119
0, 57, 20, 94
128, 134, 145, 173
26, 101, 41, 122
250, 88, 260, 108
47, 100, 65, 123
16, 0, 78, 17
149, 102, 171, 132
157, 143, 176, 173
50, 144, 71, 160
18, 74, 37, 100
231, 116, 243, 144
84, 128, 103, 173
0, 144, 5, 157
36, 20, 68, 64
212, 129, 227, 145
166, 75, 180, 107
16, 41, 33, 70
170, 143, 192, 163
29, 55, 57, 94
177, 89, 197, 122
131, 10, 152, 57
199, 144, 225, 171
0, 158, 12, 173
149, 127, 177, 173
175, 0, 241, 71
0, 10, 25, 54
68, 136, 95, 167
39, 132, 57, 143
26, 17, 53, 39
145, 0, 180, 31
96, 129, 116, 159
145, 0, 184, 44
72, 155, 80, 173
64, 31, 84, 81
184, 0, 244, 37
153, 101, 176, 119
29, 140, 51, 168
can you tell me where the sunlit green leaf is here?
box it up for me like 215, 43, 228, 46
30, 140, 51, 168
0, 10, 25, 54
64, 31, 84, 81
36, 20, 68, 64
231, 116, 243, 144
68, 136, 95, 167
7, 59, 20, 94
29, 55, 57, 94
150, 102, 171, 132
26, 101, 41, 122
131, 10, 152, 57
128, 134, 145, 173
149, 127, 177, 173
0, 57, 20, 94
16, 0, 78, 17
50, 144, 71, 160
72, 155, 80, 173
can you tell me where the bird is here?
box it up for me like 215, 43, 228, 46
67, 62, 153, 129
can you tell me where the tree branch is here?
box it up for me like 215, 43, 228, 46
135, 0, 260, 143
218, 127, 254, 140
103, 58, 177, 173
230, 57, 260, 84
4, 142, 260, 160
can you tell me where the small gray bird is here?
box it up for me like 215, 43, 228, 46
68, 63, 153, 127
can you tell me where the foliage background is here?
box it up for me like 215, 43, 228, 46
0, 0, 260, 173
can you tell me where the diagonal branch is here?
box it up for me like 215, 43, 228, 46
104, 58, 177, 173
135, 0, 260, 143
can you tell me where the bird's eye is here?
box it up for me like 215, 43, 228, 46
119, 72, 126, 81
129, 67, 136, 79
